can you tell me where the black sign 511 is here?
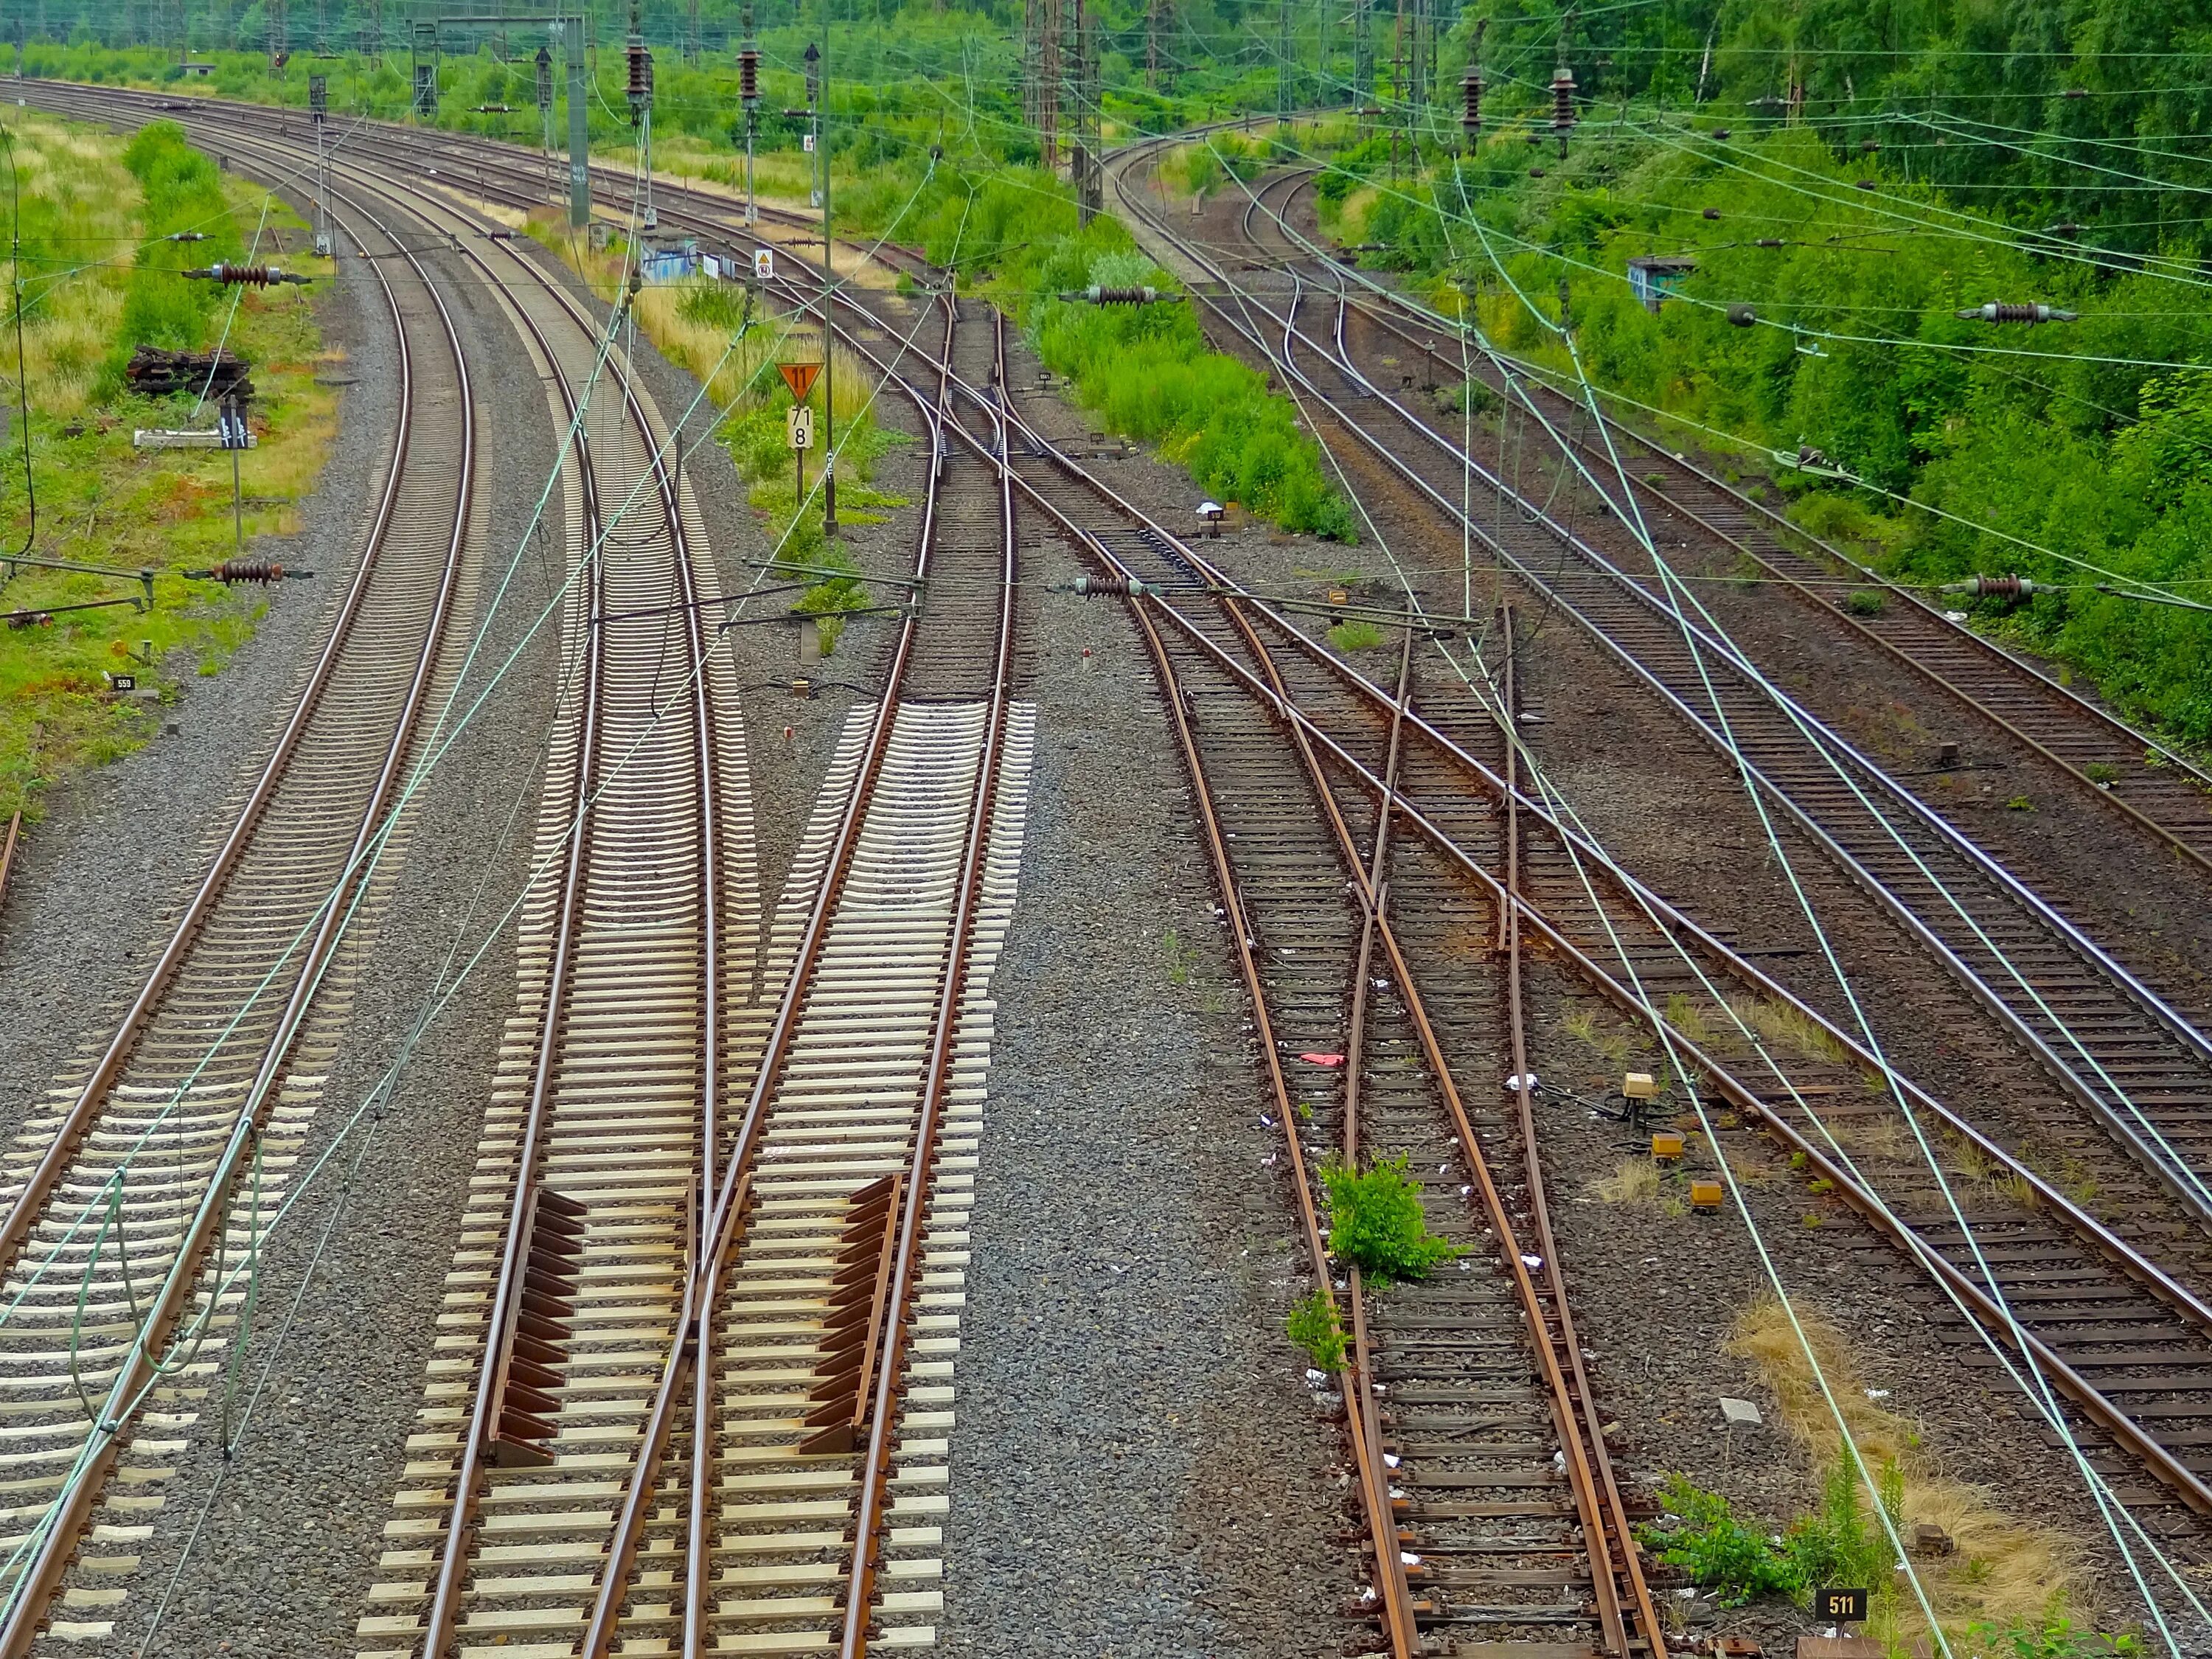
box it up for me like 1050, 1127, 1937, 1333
1815, 1587, 1870, 1622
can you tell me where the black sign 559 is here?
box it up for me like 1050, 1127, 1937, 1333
1815, 1587, 1869, 1622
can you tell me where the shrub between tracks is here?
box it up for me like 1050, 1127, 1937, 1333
1320, 1154, 1461, 1281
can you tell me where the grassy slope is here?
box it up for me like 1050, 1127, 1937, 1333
0, 116, 335, 820
1318, 120, 2212, 748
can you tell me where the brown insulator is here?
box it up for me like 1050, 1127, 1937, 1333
182, 262, 310, 288
740, 46, 759, 107
1461, 67, 1483, 138
201, 560, 287, 585
1551, 65, 1576, 135
1071, 574, 1155, 597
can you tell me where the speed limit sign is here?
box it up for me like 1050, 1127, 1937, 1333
786, 404, 815, 450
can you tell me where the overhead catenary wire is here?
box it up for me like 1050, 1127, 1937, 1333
0, 114, 959, 1622
1194, 145, 2212, 1643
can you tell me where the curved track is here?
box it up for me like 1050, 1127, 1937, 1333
0, 130, 479, 1652
23, 83, 2212, 1654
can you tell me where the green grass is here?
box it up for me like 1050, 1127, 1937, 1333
0, 115, 334, 820
1285, 1288, 1347, 1371
1327, 619, 1385, 651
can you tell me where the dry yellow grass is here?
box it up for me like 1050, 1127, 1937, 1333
1588, 1158, 1660, 1205
1729, 1296, 2084, 1640
1728, 993, 1849, 1066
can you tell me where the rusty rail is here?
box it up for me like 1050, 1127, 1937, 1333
838, 304, 1021, 1658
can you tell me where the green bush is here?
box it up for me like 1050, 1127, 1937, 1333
1321, 1154, 1461, 1281
1779, 1450, 1892, 1596
1963, 1615, 2141, 1659
1639, 1450, 1903, 1611
114, 122, 240, 358
1020, 234, 1355, 540
1641, 1476, 1801, 1607
1286, 1288, 1347, 1371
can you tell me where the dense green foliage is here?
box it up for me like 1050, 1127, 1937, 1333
1310, 91, 2212, 742
1320, 1153, 1461, 1281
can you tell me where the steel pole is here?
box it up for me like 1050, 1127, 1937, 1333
566, 15, 588, 229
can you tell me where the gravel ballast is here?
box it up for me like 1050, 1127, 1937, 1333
939, 524, 1356, 1657
0, 167, 571, 1652
0, 225, 396, 1135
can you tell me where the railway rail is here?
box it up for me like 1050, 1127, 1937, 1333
98, 103, 1036, 1658
303, 98, 2212, 1635
18, 80, 2212, 1654
859, 299, 2212, 1630
810, 265, 2212, 1644
0, 139, 481, 1652
6, 86, 1054, 1658
1233, 166, 2212, 873
1102, 142, 2212, 1245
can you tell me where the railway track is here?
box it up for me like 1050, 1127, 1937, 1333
470, 115, 2212, 1640
0, 139, 481, 1652
881, 321, 2212, 1637
1235, 166, 2212, 872
1103, 144, 2212, 1245
1113, 568, 1669, 1658
817, 291, 2212, 1641
24, 81, 2212, 1650
15, 88, 1046, 1658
